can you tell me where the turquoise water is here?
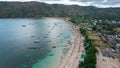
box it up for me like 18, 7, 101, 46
0, 18, 72, 68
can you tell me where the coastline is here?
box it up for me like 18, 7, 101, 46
31, 17, 84, 68
50, 17, 85, 68
32, 18, 73, 68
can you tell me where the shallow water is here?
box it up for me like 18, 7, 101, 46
0, 18, 72, 68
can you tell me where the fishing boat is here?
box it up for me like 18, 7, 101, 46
27, 46, 41, 49
21, 25, 26, 27
33, 40, 39, 43
52, 45, 56, 48
49, 53, 54, 56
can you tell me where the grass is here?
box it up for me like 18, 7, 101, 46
89, 35, 101, 40
88, 33, 109, 47
116, 27, 120, 33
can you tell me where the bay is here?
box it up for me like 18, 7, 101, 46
0, 18, 72, 68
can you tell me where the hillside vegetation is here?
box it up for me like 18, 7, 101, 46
0, 2, 120, 20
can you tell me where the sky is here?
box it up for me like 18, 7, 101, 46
0, 0, 120, 8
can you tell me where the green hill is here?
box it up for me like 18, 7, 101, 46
0, 2, 120, 20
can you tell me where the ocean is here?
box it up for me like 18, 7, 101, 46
0, 18, 72, 68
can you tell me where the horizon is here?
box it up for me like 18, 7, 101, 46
0, 0, 120, 8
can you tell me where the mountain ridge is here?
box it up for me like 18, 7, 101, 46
0, 2, 120, 20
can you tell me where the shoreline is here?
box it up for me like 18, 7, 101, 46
32, 17, 74, 68
50, 17, 84, 68
0, 17, 84, 68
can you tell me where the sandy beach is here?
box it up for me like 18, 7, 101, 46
53, 18, 84, 68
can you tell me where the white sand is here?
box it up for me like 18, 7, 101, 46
55, 18, 84, 68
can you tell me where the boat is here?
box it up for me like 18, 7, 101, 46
27, 46, 41, 49
33, 40, 39, 43
52, 45, 56, 48
31, 35, 36, 38
57, 35, 60, 37
47, 40, 52, 42
21, 25, 26, 27
49, 53, 54, 56
54, 23, 58, 26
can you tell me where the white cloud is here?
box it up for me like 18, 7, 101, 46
93, 3, 120, 8
41, 0, 93, 6
0, 0, 120, 8
102, 0, 107, 3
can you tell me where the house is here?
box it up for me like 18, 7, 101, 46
84, 43, 90, 48
87, 27, 92, 31
106, 35, 116, 41
116, 35, 120, 43
93, 20, 97, 25
115, 43, 120, 49
110, 41, 117, 45
80, 51, 86, 62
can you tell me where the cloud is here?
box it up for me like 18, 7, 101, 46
39, 0, 120, 8
40, 0, 93, 6
0, 0, 120, 8
70, 0, 104, 3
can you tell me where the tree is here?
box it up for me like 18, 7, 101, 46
92, 26, 97, 31
79, 62, 84, 68
106, 25, 113, 31
80, 28, 87, 36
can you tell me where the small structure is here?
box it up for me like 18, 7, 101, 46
84, 43, 90, 48
80, 51, 86, 62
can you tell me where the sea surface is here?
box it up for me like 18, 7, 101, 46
0, 18, 73, 68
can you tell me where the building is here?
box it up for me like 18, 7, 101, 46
115, 43, 120, 49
